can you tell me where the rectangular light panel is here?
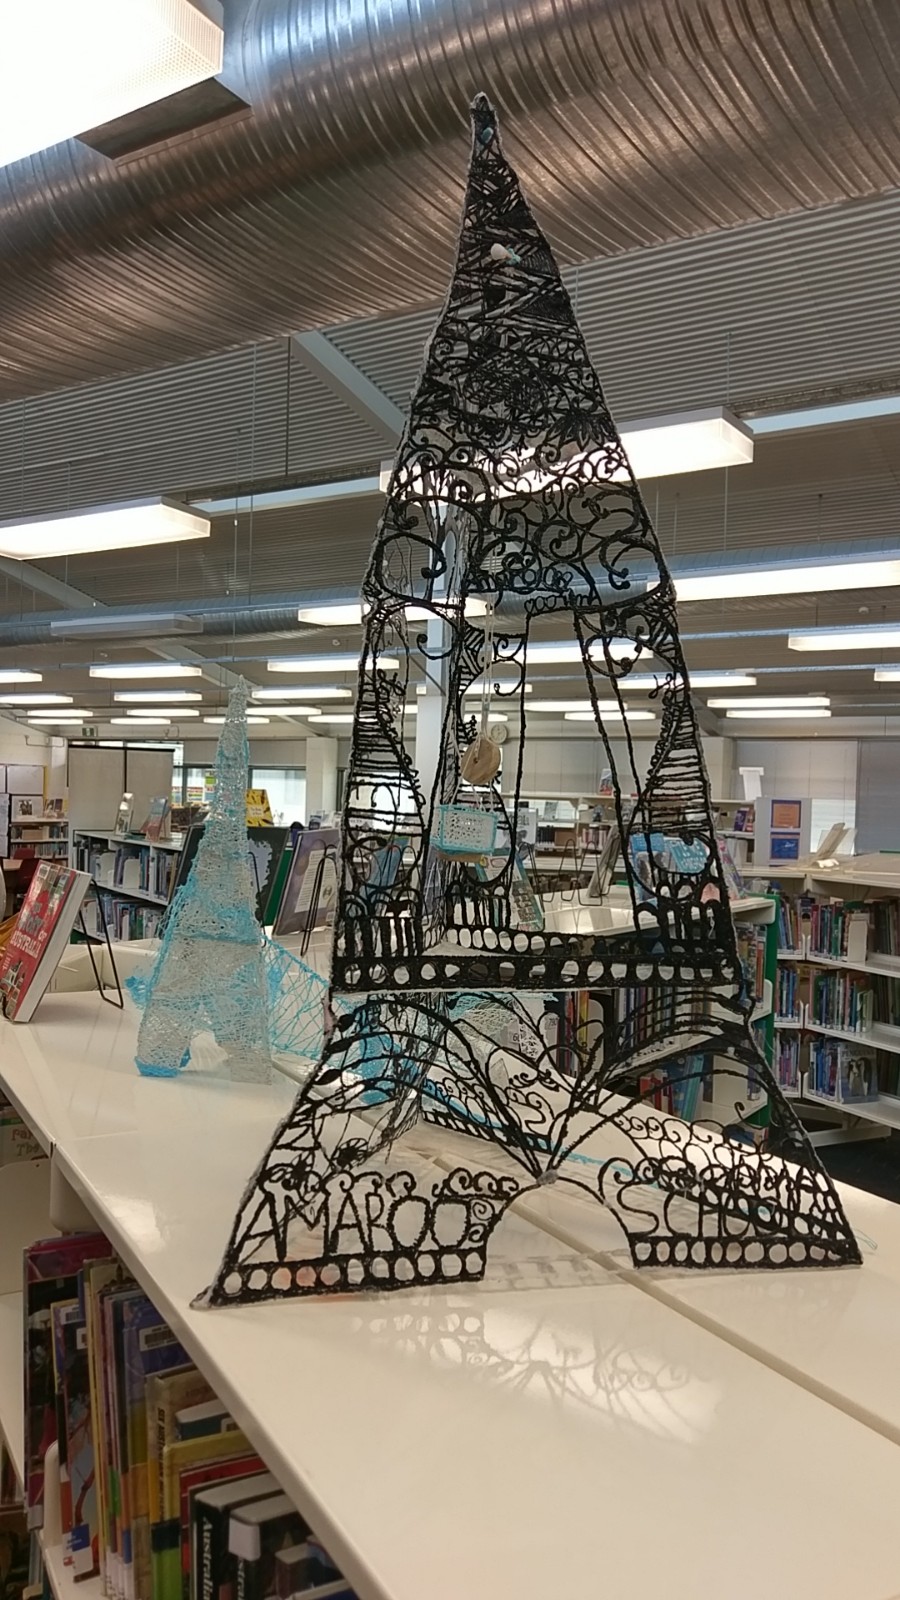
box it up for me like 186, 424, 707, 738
89, 663, 202, 679
724, 708, 832, 720
789, 626, 900, 652
707, 696, 830, 710
267, 656, 399, 674
674, 557, 900, 604
0, 0, 224, 170
252, 687, 353, 702
114, 690, 202, 703
0, 499, 209, 560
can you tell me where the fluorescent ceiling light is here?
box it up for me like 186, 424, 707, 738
531, 700, 627, 713
203, 716, 271, 725
125, 707, 200, 719
114, 690, 202, 703
525, 641, 636, 665
674, 557, 900, 604
0, 693, 72, 706
0, 498, 209, 561
0, 670, 42, 683
874, 669, 900, 682
89, 663, 202, 680
788, 625, 900, 652
308, 714, 356, 725
622, 408, 753, 480
616, 671, 758, 690
707, 696, 830, 710
463, 681, 531, 697
724, 708, 832, 720
380, 408, 752, 494
267, 656, 399, 674
251, 687, 353, 702
564, 710, 655, 722
297, 599, 488, 625
0, 0, 224, 170
27, 710, 91, 720
110, 718, 171, 727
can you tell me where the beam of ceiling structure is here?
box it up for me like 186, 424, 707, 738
0, 555, 318, 735
290, 333, 404, 446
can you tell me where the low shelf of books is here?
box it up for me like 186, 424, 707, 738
773, 888, 900, 1132
0, 1119, 357, 1600
612, 895, 777, 1139
72, 830, 185, 944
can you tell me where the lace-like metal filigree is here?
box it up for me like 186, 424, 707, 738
198, 96, 860, 1306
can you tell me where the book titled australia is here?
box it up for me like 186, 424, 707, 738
0, 863, 91, 1022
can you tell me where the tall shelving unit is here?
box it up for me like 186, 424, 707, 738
72, 829, 184, 942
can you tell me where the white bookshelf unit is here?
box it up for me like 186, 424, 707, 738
72, 829, 184, 941
1, 995, 900, 1597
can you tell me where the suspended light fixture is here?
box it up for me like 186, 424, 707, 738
724, 708, 832, 720
0, 0, 224, 170
0, 499, 209, 560
707, 696, 830, 710
297, 599, 488, 625
267, 656, 399, 674
203, 716, 271, 725
0, 693, 72, 706
564, 710, 655, 722
251, 687, 353, 702
89, 663, 203, 680
788, 625, 900, 652
0, 670, 42, 683
125, 707, 200, 719
674, 557, 900, 604
114, 690, 203, 703
874, 669, 900, 682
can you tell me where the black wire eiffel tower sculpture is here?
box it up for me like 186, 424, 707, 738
199, 96, 860, 1306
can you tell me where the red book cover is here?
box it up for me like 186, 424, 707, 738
0, 863, 91, 1022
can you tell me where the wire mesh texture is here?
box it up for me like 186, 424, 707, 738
130, 680, 327, 1082
197, 96, 860, 1307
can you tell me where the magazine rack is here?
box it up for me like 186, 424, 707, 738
199, 95, 860, 1308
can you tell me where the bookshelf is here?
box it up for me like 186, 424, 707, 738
7, 818, 69, 861
72, 829, 185, 942
766, 860, 900, 1138
2, 995, 900, 1600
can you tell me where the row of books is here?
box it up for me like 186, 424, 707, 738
775, 966, 801, 1023
735, 924, 766, 1004
23, 1232, 356, 1600
637, 1054, 704, 1120
81, 894, 165, 944
873, 900, 900, 958
775, 1033, 801, 1094
73, 847, 176, 902
776, 896, 803, 953
806, 898, 869, 964
808, 972, 874, 1036
807, 1038, 878, 1103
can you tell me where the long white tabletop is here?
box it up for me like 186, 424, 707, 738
4, 993, 900, 1600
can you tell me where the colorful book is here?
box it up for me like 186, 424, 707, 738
60, 1313, 99, 1578
0, 864, 92, 1021
121, 1299, 189, 1600
179, 1458, 268, 1600
228, 1494, 308, 1600
191, 1473, 278, 1600
152, 1431, 254, 1600
175, 1401, 236, 1444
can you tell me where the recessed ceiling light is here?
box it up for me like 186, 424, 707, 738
267, 655, 399, 674
788, 625, 900, 652
0, 693, 73, 705
707, 696, 830, 710
89, 663, 203, 679
251, 687, 353, 702
0, 499, 209, 560
724, 707, 832, 720
114, 690, 202, 703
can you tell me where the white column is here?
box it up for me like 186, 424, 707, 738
306, 736, 338, 817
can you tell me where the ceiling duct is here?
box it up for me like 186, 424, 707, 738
1, 0, 900, 399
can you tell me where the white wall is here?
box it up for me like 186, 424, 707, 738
734, 738, 858, 849
0, 714, 53, 770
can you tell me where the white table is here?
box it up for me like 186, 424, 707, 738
4, 993, 900, 1600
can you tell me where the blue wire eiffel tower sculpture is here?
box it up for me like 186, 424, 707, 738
133, 679, 273, 1083
198, 96, 860, 1306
